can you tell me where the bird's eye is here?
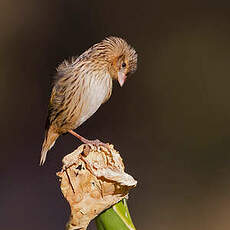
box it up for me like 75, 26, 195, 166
122, 62, 126, 68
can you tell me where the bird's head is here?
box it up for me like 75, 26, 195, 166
91, 37, 137, 87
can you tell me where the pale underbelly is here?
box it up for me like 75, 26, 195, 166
73, 85, 110, 128
70, 72, 112, 130
75, 103, 101, 128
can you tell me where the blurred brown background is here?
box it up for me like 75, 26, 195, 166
1, 0, 230, 229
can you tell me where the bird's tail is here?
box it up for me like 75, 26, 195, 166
40, 127, 59, 165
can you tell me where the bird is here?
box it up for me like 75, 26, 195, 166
40, 36, 137, 165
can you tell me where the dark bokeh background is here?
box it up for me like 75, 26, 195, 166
1, 1, 230, 229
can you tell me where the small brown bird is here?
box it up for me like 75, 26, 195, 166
40, 36, 137, 165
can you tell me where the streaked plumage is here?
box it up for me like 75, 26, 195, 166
40, 36, 137, 165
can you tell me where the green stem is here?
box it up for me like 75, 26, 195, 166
95, 199, 136, 230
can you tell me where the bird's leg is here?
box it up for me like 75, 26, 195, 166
68, 130, 110, 149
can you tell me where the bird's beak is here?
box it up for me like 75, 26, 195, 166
118, 71, 127, 87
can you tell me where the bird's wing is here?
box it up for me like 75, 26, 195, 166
46, 66, 84, 131
45, 84, 62, 131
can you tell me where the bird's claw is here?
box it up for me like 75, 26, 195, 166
85, 139, 111, 152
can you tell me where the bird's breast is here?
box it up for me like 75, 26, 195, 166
76, 73, 112, 127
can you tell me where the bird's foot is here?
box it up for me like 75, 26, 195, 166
86, 139, 108, 148
68, 130, 111, 153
